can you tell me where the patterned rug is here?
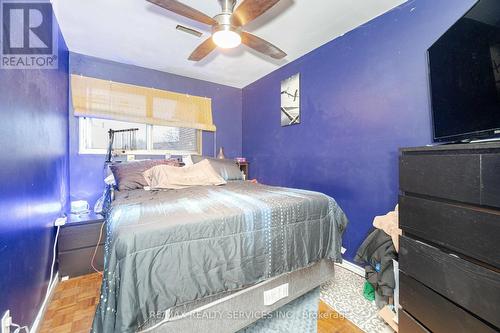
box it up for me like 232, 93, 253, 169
320, 266, 393, 333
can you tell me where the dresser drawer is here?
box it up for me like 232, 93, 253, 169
59, 221, 105, 251
400, 272, 496, 333
481, 154, 500, 209
59, 245, 104, 278
400, 154, 480, 204
399, 195, 500, 268
399, 236, 500, 328
399, 310, 429, 333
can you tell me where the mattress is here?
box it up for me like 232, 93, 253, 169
92, 181, 348, 333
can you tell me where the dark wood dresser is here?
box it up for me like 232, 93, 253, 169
58, 213, 105, 278
398, 142, 500, 333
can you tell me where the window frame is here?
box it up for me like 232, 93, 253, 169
78, 117, 202, 156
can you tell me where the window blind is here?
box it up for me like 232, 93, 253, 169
152, 126, 199, 152
71, 74, 216, 132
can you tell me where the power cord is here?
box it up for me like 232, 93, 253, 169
91, 222, 105, 275
7, 221, 63, 333
11, 323, 29, 333
2, 315, 29, 333
41, 224, 61, 308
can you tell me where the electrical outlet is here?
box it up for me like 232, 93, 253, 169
2, 310, 11, 333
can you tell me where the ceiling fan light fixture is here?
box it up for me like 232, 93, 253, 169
149, 0, 287, 61
212, 26, 241, 49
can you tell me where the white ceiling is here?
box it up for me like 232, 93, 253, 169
52, 0, 406, 88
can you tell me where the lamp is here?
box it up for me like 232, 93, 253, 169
212, 25, 241, 49
217, 147, 226, 159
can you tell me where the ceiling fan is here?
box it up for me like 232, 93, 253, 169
147, 0, 287, 61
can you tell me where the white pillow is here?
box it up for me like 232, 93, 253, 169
143, 159, 226, 189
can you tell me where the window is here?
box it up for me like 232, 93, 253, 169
79, 117, 201, 155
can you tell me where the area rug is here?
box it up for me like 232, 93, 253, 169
320, 266, 393, 333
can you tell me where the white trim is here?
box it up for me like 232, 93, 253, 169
146, 125, 152, 151
335, 260, 365, 277
30, 272, 59, 333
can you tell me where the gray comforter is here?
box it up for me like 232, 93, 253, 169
92, 182, 348, 333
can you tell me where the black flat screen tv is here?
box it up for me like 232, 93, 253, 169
428, 0, 500, 142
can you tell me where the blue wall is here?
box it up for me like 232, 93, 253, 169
68, 53, 242, 206
242, 0, 477, 261
0, 15, 69, 327
0, 2, 480, 327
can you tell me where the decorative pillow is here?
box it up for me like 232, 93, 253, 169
190, 155, 243, 181
109, 159, 180, 191
143, 159, 226, 189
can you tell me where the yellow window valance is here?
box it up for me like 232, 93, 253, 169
70, 74, 216, 132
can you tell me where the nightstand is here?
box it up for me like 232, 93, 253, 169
237, 161, 249, 179
58, 212, 105, 279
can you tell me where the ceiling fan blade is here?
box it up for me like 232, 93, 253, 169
241, 31, 286, 59
188, 38, 217, 61
147, 0, 216, 26
232, 0, 281, 26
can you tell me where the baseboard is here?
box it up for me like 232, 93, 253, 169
30, 272, 59, 333
335, 260, 365, 277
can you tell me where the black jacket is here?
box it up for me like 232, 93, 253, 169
355, 229, 397, 302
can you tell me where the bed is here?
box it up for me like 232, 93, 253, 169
91, 181, 348, 333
